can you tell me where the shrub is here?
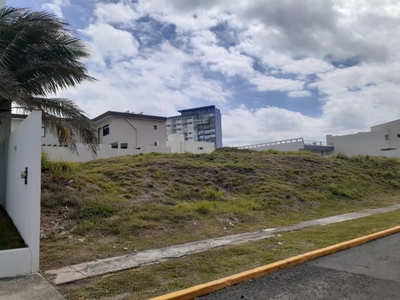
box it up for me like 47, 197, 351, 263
336, 152, 349, 160
41, 151, 74, 175
203, 187, 223, 201
74, 203, 118, 219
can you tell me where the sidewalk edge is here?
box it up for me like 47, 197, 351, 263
150, 225, 400, 300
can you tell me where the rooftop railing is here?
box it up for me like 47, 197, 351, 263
238, 137, 304, 149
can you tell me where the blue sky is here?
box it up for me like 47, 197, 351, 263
8, 0, 400, 146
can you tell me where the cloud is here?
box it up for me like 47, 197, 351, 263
93, 2, 140, 25
41, 0, 70, 18
249, 74, 304, 92
48, 0, 400, 148
41, 3, 64, 18
280, 58, 334, 75
222, 106, 328, 146
288, 90, 312, 98
79, 23, 140, 67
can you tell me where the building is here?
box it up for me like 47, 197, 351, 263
12, 111, 169, 149
93, 111, 167, 149
326, 119, 400, 157
238, 137, 333, 155
166, 105, 222, 148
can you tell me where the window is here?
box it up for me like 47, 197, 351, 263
397, 134, 400, 138
120, 143, 128, 149
385, 134, 389, 141
198, 147, 204, 150
41, 127, 46, 138
155, 141, 158, 146
153, 125, 158, 130
111, 142, 118, 149
103, 124, 110, 136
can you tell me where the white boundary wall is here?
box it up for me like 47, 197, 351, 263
0, 111, 42, 277
43, 144, 171, 162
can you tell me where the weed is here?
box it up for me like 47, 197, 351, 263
335, 152, 349, 160
74, 203, 118, 219
41, 151, 75, 175
203, 187, 224, 201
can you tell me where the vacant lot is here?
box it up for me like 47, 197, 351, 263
40, 149, 400, 270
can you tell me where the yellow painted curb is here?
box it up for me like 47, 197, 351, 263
150, 225, 400, 300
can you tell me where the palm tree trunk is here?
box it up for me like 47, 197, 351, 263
0, 102, 11, 207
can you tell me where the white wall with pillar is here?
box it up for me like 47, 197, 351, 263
0, 111, 42, 278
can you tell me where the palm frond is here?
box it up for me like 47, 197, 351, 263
25, 97, 98, 154
0, 6, 98, 154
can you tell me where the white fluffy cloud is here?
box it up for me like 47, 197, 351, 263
49, 0, 400, 146
41, 0, 70, 18
79, 23, 140, 67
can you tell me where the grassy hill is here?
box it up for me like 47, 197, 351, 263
40, 149, 400, 270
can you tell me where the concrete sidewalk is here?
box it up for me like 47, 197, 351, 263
0, 273, 64, 300
46, 204, 400, 285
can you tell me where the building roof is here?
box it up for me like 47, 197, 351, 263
177, 105, 216, 113
92, 111, 167, 122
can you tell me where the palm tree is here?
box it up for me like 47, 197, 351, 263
0, 6, 97, 153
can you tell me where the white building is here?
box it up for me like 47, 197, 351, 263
92, 111, 168, 150
327, 119, 400, 157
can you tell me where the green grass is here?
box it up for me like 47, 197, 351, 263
40, 149, 400, 270
0, 206, 26, 250
56, 209, 400, 300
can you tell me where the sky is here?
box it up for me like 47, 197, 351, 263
8, 0, 400, 146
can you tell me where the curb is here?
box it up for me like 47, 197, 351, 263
150, 225, 400, 300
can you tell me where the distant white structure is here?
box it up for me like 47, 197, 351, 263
167, 133, 215, 154
238, 137, 333, 155
327, 119, 400, 157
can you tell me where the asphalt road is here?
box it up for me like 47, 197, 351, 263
199, 232, 400, 300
